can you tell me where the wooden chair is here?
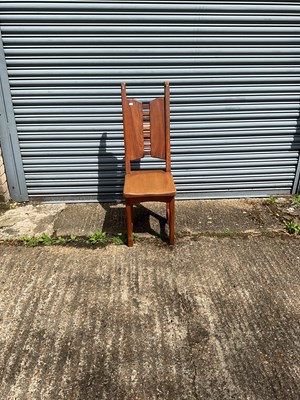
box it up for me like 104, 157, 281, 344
121, 81, 176, 247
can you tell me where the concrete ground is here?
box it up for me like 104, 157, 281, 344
0, 198, 287, 240
0, 198, 300, 399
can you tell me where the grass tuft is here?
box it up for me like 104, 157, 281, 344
87, 229, 107, 244
284, 220, 300, 235
291, 194, 300, 206
267, 195, 277, 205
112, 234, 127, 245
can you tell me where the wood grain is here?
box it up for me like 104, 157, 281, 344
124, 170, 176, 198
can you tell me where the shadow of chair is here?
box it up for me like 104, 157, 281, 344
98, 132, 169, 240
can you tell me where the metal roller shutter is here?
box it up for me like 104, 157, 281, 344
0, 1, 300, 201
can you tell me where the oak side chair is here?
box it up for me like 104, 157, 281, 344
121, 81, 176, 247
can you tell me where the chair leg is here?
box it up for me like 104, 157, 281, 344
166, 202, 170, 224
126, 202, 134, 247
169, 197, 175, 245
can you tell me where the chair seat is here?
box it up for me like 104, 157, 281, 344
124, 170, 176, 198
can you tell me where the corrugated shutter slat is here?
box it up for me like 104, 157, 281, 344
1, 0, 299, 201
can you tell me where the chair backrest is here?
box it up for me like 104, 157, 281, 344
121, 81, 171, 174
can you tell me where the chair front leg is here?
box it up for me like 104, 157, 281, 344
126, 201, 134, 247
169, 197, 175, 245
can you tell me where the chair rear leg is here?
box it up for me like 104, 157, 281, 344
169, 197, 175, 245
126, 202, 134, 247
166, 202, 170, 224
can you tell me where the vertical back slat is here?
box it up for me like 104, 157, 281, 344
150, 97, 166, 160
121, 82, 144, 173
164, 81, 171, 172
126, 99, 144, 160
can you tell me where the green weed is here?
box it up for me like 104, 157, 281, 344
284, 220, 300, 235
291, 194, 300, 206
87, 229, 107, 244
111, 234, 126, 245
39, 233, 53, 245
268, 195, 277, 205
19, 233, 53, 246
54, 236, 68, 245
68, 235, 78, 242
19, 235, 40, 247
19, 233, 79, 246
17, 231, 140, 246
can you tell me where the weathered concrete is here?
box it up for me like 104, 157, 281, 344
53, 199, 283, 238
0, 204, 66, 240
0, 236, 299, 399
0, 198, 285, 240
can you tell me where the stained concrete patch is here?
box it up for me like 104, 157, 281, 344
177, 198, 283, 233
275, 197, 300, 224
0, 204, 66, 240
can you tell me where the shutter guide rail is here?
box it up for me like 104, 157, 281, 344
0, 31, 28, 201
